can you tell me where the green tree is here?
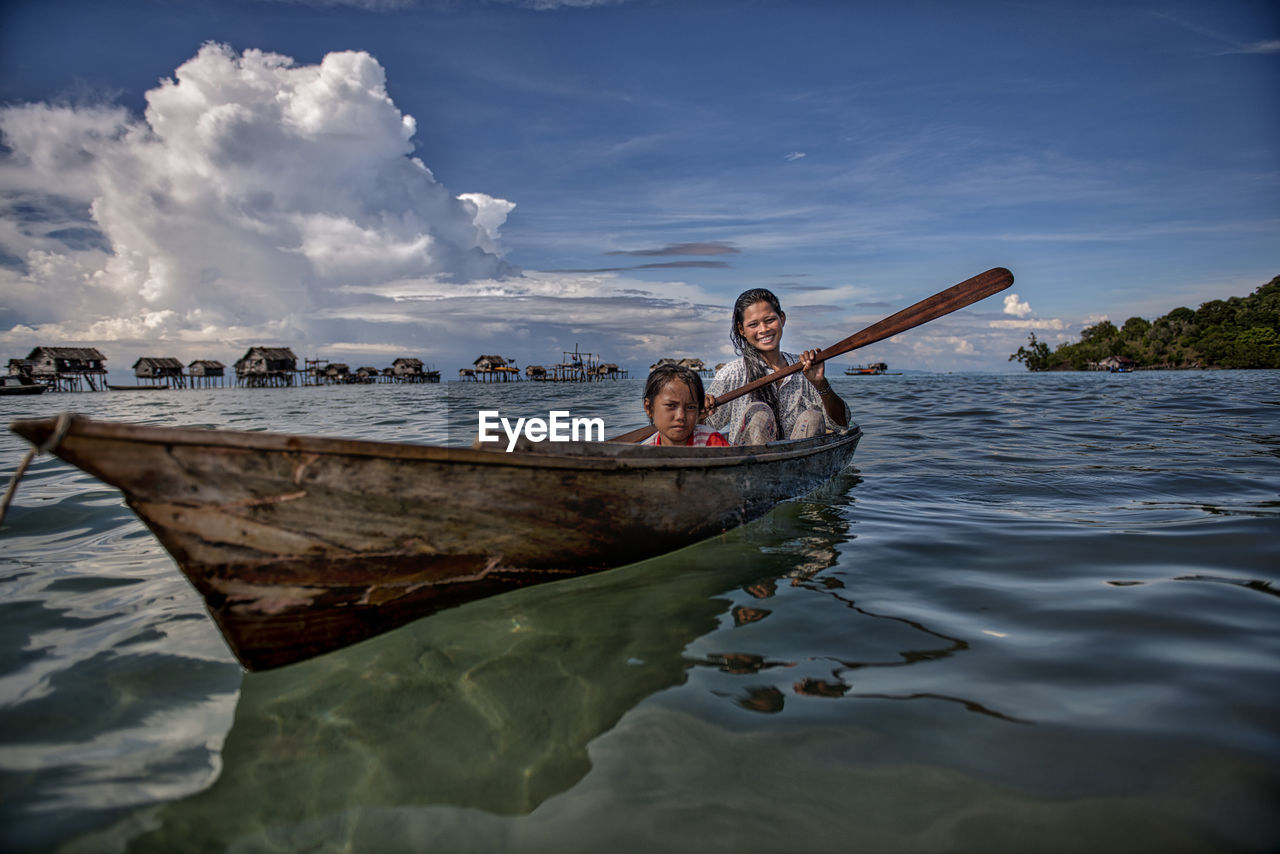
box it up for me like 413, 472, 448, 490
1195, 299, 1232, 329
1080, 320, 1118, 341
1009, 333, 1052, 371
1121, 316, 1151, 339
1227, 327, 1280, 368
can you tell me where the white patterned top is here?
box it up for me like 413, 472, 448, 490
704, 353, 843, 444
640, 423, 730, 446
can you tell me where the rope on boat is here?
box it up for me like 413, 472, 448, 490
0, 413, 73, 529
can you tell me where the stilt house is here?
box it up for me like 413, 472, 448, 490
235, 347, 297, 388
392, 357, 422, 377
391, 357, 438, 383
649, 357, 710, 377
472, 355, 519, 382
132, 357, 186, 388
188, 360, 226, 388
25, 346, 108, 391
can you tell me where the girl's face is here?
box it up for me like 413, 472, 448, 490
644, 379, 700, 445
738, 301, 784, 353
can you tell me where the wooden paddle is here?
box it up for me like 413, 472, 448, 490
612, 266, 1014, 443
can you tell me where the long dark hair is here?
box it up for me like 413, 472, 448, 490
643, 364, 706, 418
730, 287, 784, 422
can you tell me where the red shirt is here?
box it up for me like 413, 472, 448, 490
642, 424, 731, 447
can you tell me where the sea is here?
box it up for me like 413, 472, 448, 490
1, 370, 1277, 853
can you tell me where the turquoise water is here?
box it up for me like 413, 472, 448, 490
1, 372, 1277, 852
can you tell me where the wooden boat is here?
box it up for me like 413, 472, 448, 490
845, 362, 889, 376
9, 415, 861, 671
0, 377, 47, 396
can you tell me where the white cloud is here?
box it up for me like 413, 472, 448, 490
988, 318, 1066, 330
1002, 292, 1031, 317
0, 43, 749, 375
1240, 40, 1280, 54
0, 44, 514, 356
457, 193, 517, 255
784, 151, 807, 161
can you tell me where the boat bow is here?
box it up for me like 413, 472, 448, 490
10, 415, 861, 670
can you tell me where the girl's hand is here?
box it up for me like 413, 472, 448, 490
799, 349, 825, 386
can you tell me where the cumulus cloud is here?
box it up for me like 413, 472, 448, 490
1003, 293, 1032, 317
0, 42, 770, 379
0, 43, 516, 358
457, 193, 517, 255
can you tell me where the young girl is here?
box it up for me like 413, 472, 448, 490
703, 288, 849, 445
642, 364, 730, 447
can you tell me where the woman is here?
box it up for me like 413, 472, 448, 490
704, 288, 849, 445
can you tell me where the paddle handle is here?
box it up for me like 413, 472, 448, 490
612, 266, 1013, 442
715, 266, 1013, 407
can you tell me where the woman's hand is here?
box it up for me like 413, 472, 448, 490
703, 393, 718, 415
799, 349, 825, 386
800, 348, 848, 426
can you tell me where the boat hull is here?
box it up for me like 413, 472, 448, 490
10, 416, 861, 670
0, 383, 47, 395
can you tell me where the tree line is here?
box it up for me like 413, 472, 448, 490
1010, 274, 1280, 371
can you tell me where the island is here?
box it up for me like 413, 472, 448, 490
1010, 275, 1279, 371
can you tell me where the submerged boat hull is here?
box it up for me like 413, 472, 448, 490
10, 416, 861, 671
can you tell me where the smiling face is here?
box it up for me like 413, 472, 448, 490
644, 378, 701, 445
738, 300, 785, 354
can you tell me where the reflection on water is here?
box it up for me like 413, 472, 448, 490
107, 476, 878, 849
4, 372, 1279, 852
682, 473, 1035, 726
102, 466, 1047, 851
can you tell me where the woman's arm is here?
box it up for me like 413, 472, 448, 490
798, 349, 849, 427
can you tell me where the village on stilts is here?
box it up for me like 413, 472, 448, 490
3, 344, 739, 393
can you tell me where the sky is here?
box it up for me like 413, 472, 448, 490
0, 0, 1276, 377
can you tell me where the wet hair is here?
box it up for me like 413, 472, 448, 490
730, 287, 785, 424
643, 364, 706, 418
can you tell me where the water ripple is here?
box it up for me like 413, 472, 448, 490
2, 371, 1278, 852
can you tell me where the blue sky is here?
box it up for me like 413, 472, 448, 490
1, 0, 1276, 375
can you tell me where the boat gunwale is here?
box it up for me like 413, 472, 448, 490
10, 415, 862, 472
